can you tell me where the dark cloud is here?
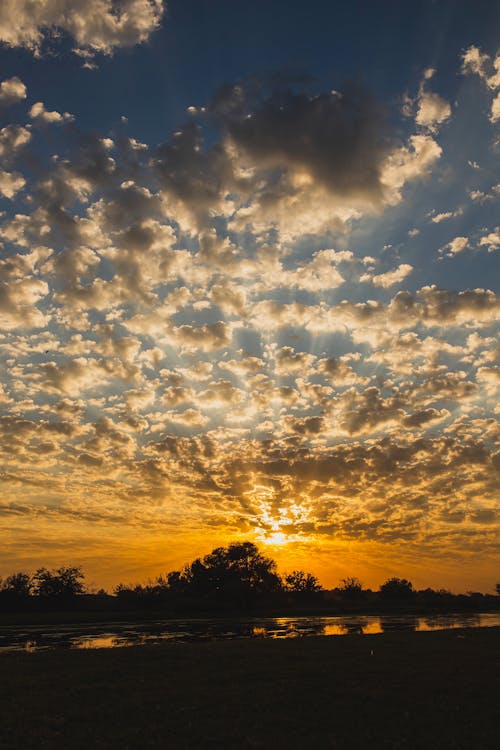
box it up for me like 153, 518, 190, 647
212, 81, 389, 204
155, 123, 234, 228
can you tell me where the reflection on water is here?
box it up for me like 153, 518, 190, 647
0, 612, 497, 653
323, 620, 381, 636
380, 616, 418, 632
252, 626, 267, 637
419, 614, 481, 631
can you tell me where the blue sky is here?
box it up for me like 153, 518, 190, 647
3, 1, 499, 138
0, 1, 498, 590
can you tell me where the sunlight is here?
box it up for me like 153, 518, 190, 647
263, 531, 288, 545
0, 0, 497, 600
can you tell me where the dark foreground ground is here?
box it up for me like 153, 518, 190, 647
1, 627, 499, 750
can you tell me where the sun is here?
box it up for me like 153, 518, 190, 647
263, 531, 288, 545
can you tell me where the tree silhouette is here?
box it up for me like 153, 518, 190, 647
177, 542, 282, 605
379, 577, 415, 600
339, 576, 364, 599
33, 566, 86, 599
1, 572, 33, 598
2, 544, 498, 617
163, 570, 186, 594
284, 570, 321, 593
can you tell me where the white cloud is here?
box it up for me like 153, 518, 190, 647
491, 92, 500, 123
0, 0, 165, 60
403, 68, 451, 132
381, 135, 442, 203
440, 236, 469, 257
462, 46, 491, 78
170, 322, 233, 353
30, 101, 73, 124
431, 208, 463, 223
166, 408, 209, 427
462, 46, 500, 123
479, 229, 500, 252
0, 77, 27, 108
416, 90, 451, 131
0, 125, 31, 160
0, 169, 25, 198
272, 346, 316, 377
0, 277, 49, 329
363, 263, 413, 289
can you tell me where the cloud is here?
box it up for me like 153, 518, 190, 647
284, 415, 325, 436
432, 211, 453, 223
155, 122, 234, 231
248, 286, 500, 339
317, 357, 366, 386
0, 169, 25, 198
462, 45, 500, 122
335, 386, 405, 435
219, 356, 264, 377
402, 68, 451, 135
0, 277, 48, 328
170, 322, 233, 352
210, 281, 247, 317
431, 208, 463, 223
29, 101, 73, 124
166, 408, 209, 427
272, 346, 316, 377
38, 358, 114, 396
380, 134, 442, 204
0, 50, 498, 586
153, 80, 443, 236
462, 46, 500, 88
462, 46, 491, 78
415, 286, 500, 327
0, 0, 165, 61
194, 380, 245, 409
215, 83, 389, 205
414, 70, 451, 132
479, 229, 500, 252
0, 125, 31, 160
491, 92, 500, 123
416, 91, 451, 130
0, 77, 27, 110
439, 236, 469, 258
402, 408, 449, 428
281, 249, 346, 292
363, 263, 413, 288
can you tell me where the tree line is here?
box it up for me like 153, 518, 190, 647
1, 542, 499, 614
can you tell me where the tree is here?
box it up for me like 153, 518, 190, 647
1, 571, 33, 598
161, 570, 188, 594
339, 576, 364, 599
284, 570, 321, 593
33, 566, 86, 599
181, 542, 282, 603
379, 577, 414, 600
496, 583, 500, 596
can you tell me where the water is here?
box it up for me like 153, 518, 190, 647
1, 612, 499, 653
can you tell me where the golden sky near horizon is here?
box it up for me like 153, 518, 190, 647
0, 1, 499, 593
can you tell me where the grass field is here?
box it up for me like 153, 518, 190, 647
1, 626, 499, 749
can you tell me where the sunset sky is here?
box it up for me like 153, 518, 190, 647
0, 0, 499, 592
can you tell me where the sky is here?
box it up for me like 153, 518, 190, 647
0, 0, 499, 592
